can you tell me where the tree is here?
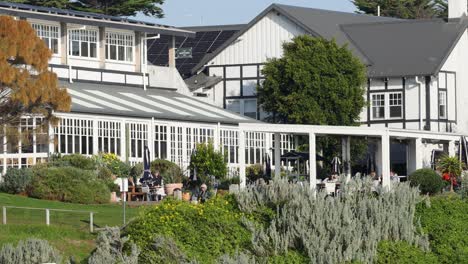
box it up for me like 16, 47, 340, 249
437, 155, 464, 192
0, 16, 71, 148
8, 0, 165, 18
352, 0, 444, 19
258, 35, 368, 177
258, 35, 367, 126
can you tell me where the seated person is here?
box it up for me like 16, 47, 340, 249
192, 183, 211, 204
139, 170, 154, 185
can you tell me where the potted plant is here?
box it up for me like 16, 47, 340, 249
229, 176, 241, 193
182, 190, 192, 201
437, 155, 464, 192
151, 159, 183, 196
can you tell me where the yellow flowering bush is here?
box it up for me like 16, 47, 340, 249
124, 195, 251, 263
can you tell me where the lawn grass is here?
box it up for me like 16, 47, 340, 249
0, 193, 142, 262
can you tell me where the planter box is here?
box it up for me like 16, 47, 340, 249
229, 184, 240, 194
165, 183, 183, 196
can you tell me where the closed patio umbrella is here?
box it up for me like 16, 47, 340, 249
331, 156, 341, 175
265, 154, 272, 180
140, 146, 152, 184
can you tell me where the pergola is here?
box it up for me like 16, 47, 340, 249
238, 123, 464, 189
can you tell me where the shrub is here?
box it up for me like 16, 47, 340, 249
0, 168, 33, 194
150, 159, 183, 183
246, 164, 264, 184
416, 194, 468, 263
235, 178, 428, 263
88, 227, 139, 264
141, 236, 189, 263
409, 168, 445, 195
129, 163, 144, 179
28, 166, 110, 204
189, 142, 227, 186
51, 153, 97, 170
0, 238, 64, 264
375, 241, 438, 264
125, 196, 251, 263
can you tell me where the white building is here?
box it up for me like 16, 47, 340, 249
0, 2, 466, 183
173, 2, 468, 136
0, 2, 265, 175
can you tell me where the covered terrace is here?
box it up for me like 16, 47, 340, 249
238, 123, 464, 189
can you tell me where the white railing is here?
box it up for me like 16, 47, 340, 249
2, 206, 96, 232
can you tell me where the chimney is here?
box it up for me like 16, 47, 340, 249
449, 0, 467, 19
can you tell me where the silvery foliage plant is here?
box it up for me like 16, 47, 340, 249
235, 178, 429, 264
0, 238, 64, 264
88, 227, 140, 264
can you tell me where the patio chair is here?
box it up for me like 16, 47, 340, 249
127, 178, 145, 201
324, 182, 336, 196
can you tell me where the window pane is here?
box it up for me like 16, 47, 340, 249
390, 106, 402, 118
81, 42, 88, 57
110, 45, 117, 60
90, 43, 97, 58
126, 47, 133, 62
51, 38, 59, 54
118, 46, 125, 61
71, 41, 80, 56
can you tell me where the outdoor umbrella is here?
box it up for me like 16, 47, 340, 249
331, 156, 341, 175
265, 154, 272, 180
462, 137, 468, 164
140, 146, 152, 184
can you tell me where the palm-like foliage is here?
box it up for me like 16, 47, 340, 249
437, 155, 464, 192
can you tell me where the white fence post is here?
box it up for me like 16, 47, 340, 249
45, 209, 50, 226
2, 206, 6, 225
89, 212, 94, 233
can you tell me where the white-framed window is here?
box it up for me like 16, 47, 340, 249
105, 32, 134, 62
439, 91, 447, 119
389, 92, 403, 118
69, 29, 98, 58
371, 94, 385, 119
32, 23, 60, 54
226, 99, 257, 119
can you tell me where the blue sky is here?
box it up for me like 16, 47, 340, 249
136, 0, 357, 27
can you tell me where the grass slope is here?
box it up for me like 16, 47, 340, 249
0, 193, 140, 262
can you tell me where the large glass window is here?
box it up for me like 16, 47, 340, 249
389, 92, 402, 118
439, 91, 447, 119
244, 99, 257, 119
54, 118, 93, 155
98, 121, 121, 155
69, 29, 98, 58
105, 32, 134, 62
371, 94, 385, 119
32, 23, 59, 54
154, 125, 167, 159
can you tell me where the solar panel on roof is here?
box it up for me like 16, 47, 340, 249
147, 26, 242, 76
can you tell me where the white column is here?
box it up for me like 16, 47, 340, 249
120, 120, 126, 162
92, 119, 99, 155
274, 132, 281, 178
448, 140, 456, 157
239, 130, 246, 189
214, 123, 220, 150
381, 133, 391, 189
168, 36, 176, 68
341, 136, 351, 181
309, 132, 317, 190
48, 122, 54, 157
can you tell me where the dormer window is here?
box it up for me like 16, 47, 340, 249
32, 23, 59, 54
105, 32, 134, 62
69, 29, 98, 58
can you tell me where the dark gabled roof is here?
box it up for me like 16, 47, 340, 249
63, 81, 259, 125
0, 1, 195, 37
341, 19, 467, 78
147, 24, 243, 77
191, 4, 397, 74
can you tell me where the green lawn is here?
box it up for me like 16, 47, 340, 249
0, 193, 142, 262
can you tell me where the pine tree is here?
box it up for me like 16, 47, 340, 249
352, 0, 443, 19
0, 16, 71, 146
7, 0, 165, 18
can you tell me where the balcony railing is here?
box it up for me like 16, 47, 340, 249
49, 64, 152, 88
